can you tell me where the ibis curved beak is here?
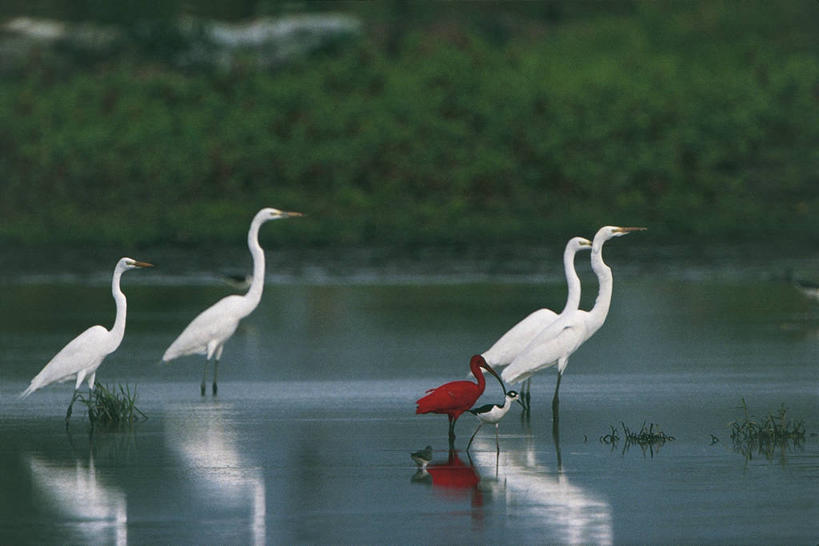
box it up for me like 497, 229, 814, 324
481, 361, 505, 392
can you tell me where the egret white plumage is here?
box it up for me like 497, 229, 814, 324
502, 226, 645, 425
19, 257, 153, 425
466, 390, 523, 453
162, 207, 302, 395
481, 236, 591, 410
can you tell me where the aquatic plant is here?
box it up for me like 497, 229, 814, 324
599, 425, 620, 445
621, 422, 675, 446
600, 421, 674, 457
78, 383, 147, 429
728, 398, 805, 461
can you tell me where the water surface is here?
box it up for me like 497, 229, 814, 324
1, 266, 817, 543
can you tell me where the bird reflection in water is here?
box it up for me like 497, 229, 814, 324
410, 447, 485, 513
26, 446, 128, 546
166, 402, 266, 545
470, 428, 613, 545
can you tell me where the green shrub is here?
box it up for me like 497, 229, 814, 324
0, 2, 816, 247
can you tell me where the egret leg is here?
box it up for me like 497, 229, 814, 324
524, 378, 532, 413
495, 423, 500, 455
552, 371, 563, 427
552, 419, 562, 470
212, 359, 219, 396
65, 389, 80, 428
466, 423, 483, 451
201, 359, 208, 397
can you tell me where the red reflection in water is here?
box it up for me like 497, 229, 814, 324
425, 450, 483, 507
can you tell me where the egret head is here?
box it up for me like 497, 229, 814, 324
120, 257, 154, 270
567, 236, 593, 252
258, 207, 304, 222
592, 226, 646, 249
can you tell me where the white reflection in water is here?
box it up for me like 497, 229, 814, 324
27, 452, 127, 546
166, 403, 265, 545
471, 435, 612, 545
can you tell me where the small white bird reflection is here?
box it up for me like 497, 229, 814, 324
27, 452, 127, 546
471, 434, 613, 546
166, 403, 266, 546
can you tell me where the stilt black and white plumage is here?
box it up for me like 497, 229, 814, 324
466, 391, 523, 453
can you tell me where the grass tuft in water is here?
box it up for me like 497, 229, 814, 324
601, 421, 674, 456
78, 383, 147, 429
621, 421, 676, 445
599, 425, 620, 444
728, 398, 805, 460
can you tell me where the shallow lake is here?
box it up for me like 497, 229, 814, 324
1, 250, 817, 544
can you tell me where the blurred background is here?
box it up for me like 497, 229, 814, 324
0, 1, 816, 266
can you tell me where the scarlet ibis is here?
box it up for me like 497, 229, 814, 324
466, 390, 523, 453
416, 355, 504, 446
502, 226, 646, 426
482, 236, 591, 411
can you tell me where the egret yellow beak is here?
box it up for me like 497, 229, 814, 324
615, 227, 647, 233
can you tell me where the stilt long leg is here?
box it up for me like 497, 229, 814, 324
466, 423, 483, 451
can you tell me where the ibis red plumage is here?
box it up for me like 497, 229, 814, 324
416, 355, 504, 446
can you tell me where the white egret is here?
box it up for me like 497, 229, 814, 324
502, 226, 645, 425
466, 390, 524, 453
162, 207, 302, 395
482, 236, 592, 409
19, 257, 153, 425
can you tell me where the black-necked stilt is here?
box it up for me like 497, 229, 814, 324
466, 390, 523, 453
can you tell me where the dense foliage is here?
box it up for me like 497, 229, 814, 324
1, 2, 816, 247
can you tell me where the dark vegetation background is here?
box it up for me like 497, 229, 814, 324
0, 1, 816, 250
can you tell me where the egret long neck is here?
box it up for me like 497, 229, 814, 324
244, 217, 266, 309
588, 238, 614, 335
109, 266, 128, 350
561, 245, 582, 314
